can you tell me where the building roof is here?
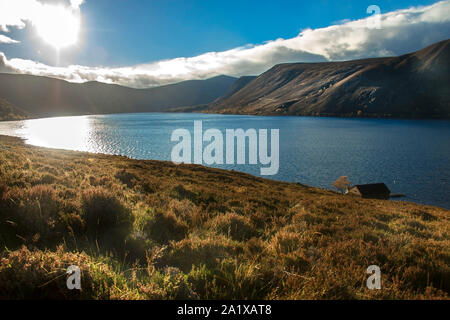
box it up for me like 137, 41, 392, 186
351, 183, 391, 196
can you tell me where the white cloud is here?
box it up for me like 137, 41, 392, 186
70, 0, 84, 9
0, 0, 449, 88
0, 0, 82, 47
0, 34, 19, 43
0, 0, 49, 32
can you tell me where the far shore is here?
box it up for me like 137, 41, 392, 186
2, 109, 450, 123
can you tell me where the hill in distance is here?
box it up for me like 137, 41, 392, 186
0, 97, 28, 121
168, 75, 258, 113
0, 74, 236, 118
207, 40, 450, 118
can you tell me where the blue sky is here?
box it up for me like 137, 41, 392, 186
0, 0, 449, 87
80, 0, 440, 65
1, 0, 441, 65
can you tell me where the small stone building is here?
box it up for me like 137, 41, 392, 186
348, 183, 391, 199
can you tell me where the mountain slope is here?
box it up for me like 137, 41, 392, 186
0, 98, 28, 121
0, 74, 236, 118
218, 76, 257, 100
208, 40, 450, 118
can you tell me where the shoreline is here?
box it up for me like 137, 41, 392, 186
0, 134, 448, 211
2, 110, 450, 123
0, 124, 448, 210
0, 132, 447, 210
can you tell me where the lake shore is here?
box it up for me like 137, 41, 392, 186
3, 109, 450, 123
0, 134, 449, 299
2, 113, 449, 209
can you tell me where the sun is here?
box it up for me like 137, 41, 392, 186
34, 5, 80, 49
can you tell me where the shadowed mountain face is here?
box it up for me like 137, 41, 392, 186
0, 74, 236, 118
218, 76, 257, 100
0, 98, 28, 121
208, 40, 450, 118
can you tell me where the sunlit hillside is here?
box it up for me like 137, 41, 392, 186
0, 135, 448, 299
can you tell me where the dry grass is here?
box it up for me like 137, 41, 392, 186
0, 135, 448, 299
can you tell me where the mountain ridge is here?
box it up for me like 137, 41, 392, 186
1, 40, 449, 119
0, 73, 236, 118
206, 39, 450, 118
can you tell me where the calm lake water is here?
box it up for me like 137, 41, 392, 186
0, 113, 449, 209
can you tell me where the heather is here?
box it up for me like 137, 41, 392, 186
0, 135, 448, 299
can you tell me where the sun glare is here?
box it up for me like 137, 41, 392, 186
18, 116, 92, 152
34, 5, 80, 49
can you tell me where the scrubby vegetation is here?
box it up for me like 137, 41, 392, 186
0, 135, 448, 299
0, 98, 28, 121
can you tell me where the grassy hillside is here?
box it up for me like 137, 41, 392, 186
0, 135, 448, 299
0, 98, 28, 121
0, 74, 236, 118
207, 40, 450, 118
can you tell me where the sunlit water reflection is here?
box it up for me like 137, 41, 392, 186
16, 116, 93, 152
